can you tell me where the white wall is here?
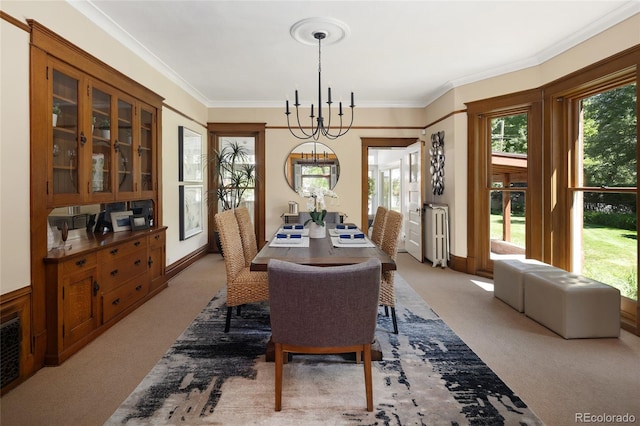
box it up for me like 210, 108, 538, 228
161, 111, 209, 266
0, 18, 31, 293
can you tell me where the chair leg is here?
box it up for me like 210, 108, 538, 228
363, 343, 373, 412
224, 306, 232, 333
391, 307, 398, 334
384, 306, 389, 317
274, 342, 283, 411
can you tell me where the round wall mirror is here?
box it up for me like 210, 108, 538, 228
284, 142, 340, 192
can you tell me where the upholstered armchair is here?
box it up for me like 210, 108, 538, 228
214, 209, 269, 332
268, 258, 382, 412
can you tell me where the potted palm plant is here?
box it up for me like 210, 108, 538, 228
209, 140, 256, 254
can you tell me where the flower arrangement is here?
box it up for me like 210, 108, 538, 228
297, 186, 338, 227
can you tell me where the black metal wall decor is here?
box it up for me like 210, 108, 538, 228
430, 131, 445, 195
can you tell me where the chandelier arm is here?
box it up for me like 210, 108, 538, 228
287, 107, 313, 140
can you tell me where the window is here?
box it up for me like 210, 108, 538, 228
466, 90, 542, 276
490, 113, 528, 257
570, 83, 637, 301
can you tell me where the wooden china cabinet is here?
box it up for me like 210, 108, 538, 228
26, 21, 167, 368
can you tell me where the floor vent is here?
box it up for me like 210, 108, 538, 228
1, 314, 21, 388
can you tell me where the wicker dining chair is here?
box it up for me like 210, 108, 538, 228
370, 206, 388, 247
234, 207, 258, 267
268, 258, 381, 412
215, 209, 269, 332
379, 210, 403, 334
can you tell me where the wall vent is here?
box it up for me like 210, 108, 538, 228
1, 314, 21, 388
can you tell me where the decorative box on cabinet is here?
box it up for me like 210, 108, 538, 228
43, 227, 167, 365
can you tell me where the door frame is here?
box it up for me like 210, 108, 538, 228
207, 123, 266, 252
361, 138, 419, 235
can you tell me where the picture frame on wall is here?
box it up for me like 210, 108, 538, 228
178, 126, 203, 182
179, 185, 203, 240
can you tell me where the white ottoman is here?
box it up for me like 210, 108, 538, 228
493, 259, 559, 312
524, 270, 620, 339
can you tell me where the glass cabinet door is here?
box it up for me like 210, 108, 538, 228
116, 98, 134, 196
91, 86, 113, 198
51, 66, 83, 204
139, 106, 155, 195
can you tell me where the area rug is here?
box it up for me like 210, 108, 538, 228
107, 275, 543, 425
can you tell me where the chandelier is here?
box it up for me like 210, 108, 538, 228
285, 19, 355, 141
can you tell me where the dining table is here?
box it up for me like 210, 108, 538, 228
251, 224, 395, 362
250, 226, 397, 272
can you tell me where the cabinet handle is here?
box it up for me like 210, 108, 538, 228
114, 140, 119, 152
112, 298, 120, 306
154, 234, 160, 240
110, 248, 119, 255
137, 145, 143, 156
75, 258, 86, 267
79, 131, 87, 146
135, 285, 143, 291
148, 256, 153, 267
93, 281, 100, 296
110, 269, 119, 276
134, 241, 141, 246
134, 259, 141, 266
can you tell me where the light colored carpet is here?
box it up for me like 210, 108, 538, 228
1, 253, 638, 426
107, 275, 542, 425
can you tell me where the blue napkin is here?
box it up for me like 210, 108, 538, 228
277, 233, 302, 239
283, 224, 304, 229
340, 233, 365, 239
336, 223, 357, 230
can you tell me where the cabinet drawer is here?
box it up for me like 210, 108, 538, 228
62, 254, 98, 276
100, 247, 147, 293
149, 230, 165, 248
100, 238, 146, 262
102, 276, 149, 323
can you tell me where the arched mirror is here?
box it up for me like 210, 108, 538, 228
284, 141, 340, 192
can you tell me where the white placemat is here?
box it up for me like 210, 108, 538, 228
330, 236, 376, 248
269, 236, 310, 247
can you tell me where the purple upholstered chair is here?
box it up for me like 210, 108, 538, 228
267, 258, 381, 412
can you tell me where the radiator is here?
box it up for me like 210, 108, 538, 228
424, 203, 449, 268
1, 314, 21, 388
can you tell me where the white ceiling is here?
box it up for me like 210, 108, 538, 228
71, 1, 640, 108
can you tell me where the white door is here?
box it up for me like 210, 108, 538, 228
404, 140, 423, 262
